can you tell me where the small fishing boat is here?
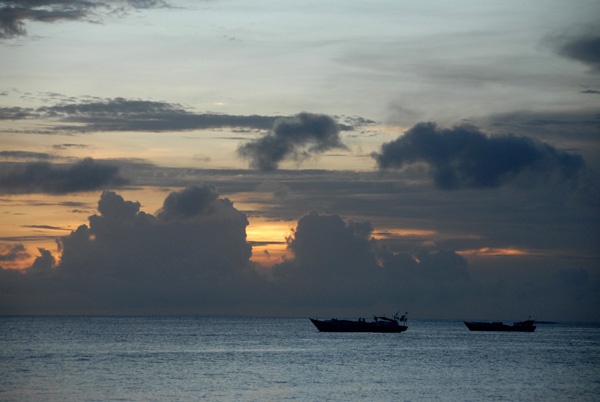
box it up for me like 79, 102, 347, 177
464, 319, 536, 332
310, 313, 408, 333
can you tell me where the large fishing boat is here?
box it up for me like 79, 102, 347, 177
464, 319, 536, 332
310, 313, 408, 333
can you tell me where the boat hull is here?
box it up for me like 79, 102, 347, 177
310, 318, 408, 333
464, 321, 536, 332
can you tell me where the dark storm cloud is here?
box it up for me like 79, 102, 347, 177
271, 212, 384, 309
275, 211, 379, 282
373, 122, 590, 190
0, 195, 477, 315
0, 187, 258, 314
157, 185, 219, 220
0, 0, 168, 40
269, 211, 475, 315
0, 157, 127, 194
0, 187, 598, 320
237, 112, 348, 171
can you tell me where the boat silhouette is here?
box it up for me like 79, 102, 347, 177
310, 313, 408, 333
464, 318, 536, 332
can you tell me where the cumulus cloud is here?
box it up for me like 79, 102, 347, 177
0, 186, 258, 314
65, 187, 254, 285
157, 185, 219, 220
237, 112, 348, 171
0, 0, 168, 40
0, 201, 478, 315
0, 157, 127, 194
372, 122, 590, 190
274, 211, 379, 282
269, 211, 475, 315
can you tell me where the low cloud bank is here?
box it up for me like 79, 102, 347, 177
0, 189, 597, 319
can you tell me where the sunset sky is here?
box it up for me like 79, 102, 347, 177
1, 0, 599, 320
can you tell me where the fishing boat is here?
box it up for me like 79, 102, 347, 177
310, 313, 408, 333
464, 318, 536, 332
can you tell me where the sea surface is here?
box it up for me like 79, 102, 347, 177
1, 316, 599, 401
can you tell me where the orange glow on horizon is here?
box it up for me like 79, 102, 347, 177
0, 192, 95, 270
245, 218, 295, 242
246, 217, 295, 266
250, 243, 290, 267
372, 228, 437, 239
0, 188, 170, 271
457, 247, 532, 257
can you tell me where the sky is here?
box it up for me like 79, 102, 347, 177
1, 0, 599, 321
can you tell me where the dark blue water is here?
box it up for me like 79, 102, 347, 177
1, 317, 598, 401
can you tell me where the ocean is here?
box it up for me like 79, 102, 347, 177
1, 316, 598, 401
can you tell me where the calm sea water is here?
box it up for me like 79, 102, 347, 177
1, 316, 599, 401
